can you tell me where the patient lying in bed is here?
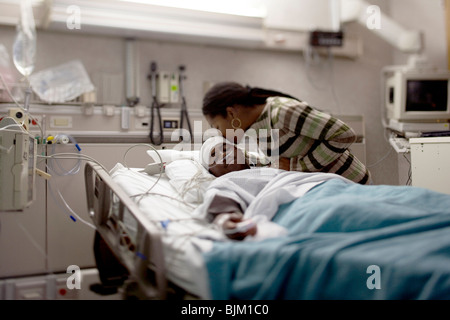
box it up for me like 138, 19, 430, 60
196, 136, 350, 241
198, 136, 255, 240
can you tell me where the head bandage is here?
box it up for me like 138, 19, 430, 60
200, 136, 238, 169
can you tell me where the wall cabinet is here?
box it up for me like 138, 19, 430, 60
410, 137, 450, 195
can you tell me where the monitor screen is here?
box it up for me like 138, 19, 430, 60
406, 80, 448, 112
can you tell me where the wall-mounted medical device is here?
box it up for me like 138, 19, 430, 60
169, 73, 179, 104
156, 71, 170, 104
0, 116, 37, 211
8, 107, 29, 130
155, 71, 180, 104
148, 61, 190, 145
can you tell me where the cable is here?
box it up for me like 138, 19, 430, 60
37, 140, 106, 228
41, 151, 106, 225
366, 146, 394, 168
326, 47, 342, 115
380, 65, 405, 141
0, 121, 38, 155
122, 144, 165, 205
178, 65, 192, 141
40, 150, 106, 227
303, 45, 329, 91
47, 179, 96, 229
56, 186, 96, 229
402, 152, 412, 186
0, 72, 24, 110
111, 159, 225, 272
48, 148, 80, 177
303, 45, 341, 114
38, 153, 108, 172
130, 191, 197, 210
177, 168, 215, 201
380, 66, 393, 135
122, 143, 162, 170
45, 135, 82, 176
0, 122, 33, 135
0, 142, 13, 153
131, 189, 222, 271
42, 145, 158, 227
148, 62, 163, 146
1, 71, 45, 141
365, 67, 406, 169
14, 215, 55, 276
124, 146, 214, 206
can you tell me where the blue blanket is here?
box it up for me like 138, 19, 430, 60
203, 179, 450, 299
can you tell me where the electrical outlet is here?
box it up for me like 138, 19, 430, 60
135, 120, 150, 130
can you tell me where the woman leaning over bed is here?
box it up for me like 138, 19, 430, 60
202, 82, 371, 184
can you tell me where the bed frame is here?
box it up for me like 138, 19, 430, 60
84, 161, 170, 299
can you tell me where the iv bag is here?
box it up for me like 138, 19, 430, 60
29, 60, 95, 103
13, 0, 36, 78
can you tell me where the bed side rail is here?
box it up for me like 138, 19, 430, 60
84, 161, 167, 299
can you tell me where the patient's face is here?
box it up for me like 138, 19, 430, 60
208, 143, 249, 177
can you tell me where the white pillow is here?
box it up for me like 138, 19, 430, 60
146, 149, 200, 164
165, 159, 215, 204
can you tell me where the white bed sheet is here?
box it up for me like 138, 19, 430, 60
109, 163, 217, 299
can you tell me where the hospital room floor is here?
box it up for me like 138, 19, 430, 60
78, 268, 123, 300
1, 268, 123, 300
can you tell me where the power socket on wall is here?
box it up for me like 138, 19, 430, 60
135, 120, 150, 130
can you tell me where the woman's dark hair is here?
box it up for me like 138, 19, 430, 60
202, 82, 298, 117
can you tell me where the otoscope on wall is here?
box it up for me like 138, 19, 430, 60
178, 65, 192, 141
148, 61, 163, 145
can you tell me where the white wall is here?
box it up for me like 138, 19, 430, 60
390, 0, 447, 69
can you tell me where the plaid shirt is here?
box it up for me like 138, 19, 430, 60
247, 97, 371, 184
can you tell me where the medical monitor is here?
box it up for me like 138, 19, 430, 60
385, 70, 450, 122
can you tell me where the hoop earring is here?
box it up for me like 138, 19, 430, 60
231, 118, 242, 129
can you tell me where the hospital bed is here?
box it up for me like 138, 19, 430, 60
84, 157, 450, 300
